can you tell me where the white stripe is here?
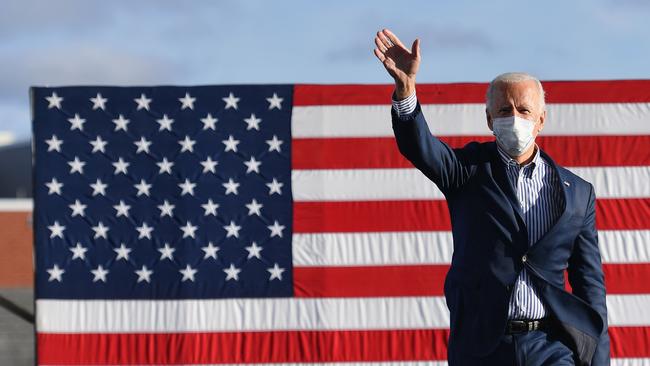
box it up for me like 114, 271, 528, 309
600, 230, 650, 263
612, 359, 650, 366
0, 198, 32, 211
292, 167, 650, 201
608, 294, 650, 326
36, 297, 450, 333
213, 361, 650, 366
293, 231, 650, 266
293, 232, 453, 266
292, 103, 650, 138
36, 294, 650, 332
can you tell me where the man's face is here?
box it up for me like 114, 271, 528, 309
486, 80, 546, 137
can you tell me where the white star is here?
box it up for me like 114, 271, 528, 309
92, 221, 109, 239
243, 113, 262, 131
222, 92, 240, 110
134, 179, 152, 196
47, 264, 65, 282
201, 199, 219, 216
135, 265, 153, 283
48, 221, 65, 239
180, 221, 198, 239
46, 177, 63, 195
222, 178, 240, 195
201, 242, 220, 260
223, 221, 242, 238
201, 113, 218, 130
136, 222, 154, 240
91, 265, 109, 282
266, 178, 284, 195
113, 243, 132, 261
67, 156, 85, 174
69, 243, 88, 260
200, 156, 218, 174
134, 93, 152, 110
157, 157, 174, 174
68, 199, 87, 217
67, 114, 86, 131
243, 156, 262, 174
267, 220, 285, 238
265, 135, 283, 152
112, 157, 130, 175
245, 198, 263, 216
90, 93, 107, 110
179, 265, 197, 282
156, 114, 174, 131
45, 92, 63, 109
178, 135, 196, 153
178, 178, 196, 196
178, 92, 196, 110
89, 136, 107, 153
266, 93, 284, 110
267, 263, 285, 281
90, 179, 107, 196
157, 200, 175, 217
158, 243, 175, 260
222, 135, 240, 152
223, 263, 241, 281
45, 135, 63, 152
112, 114, 130, 132
245, 242, 263, 259
113, 200, 131, 218
134, 137, 152, 154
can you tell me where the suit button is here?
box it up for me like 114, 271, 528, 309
522, 255, 527, 263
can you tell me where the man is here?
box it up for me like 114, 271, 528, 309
373, 29, 609, 365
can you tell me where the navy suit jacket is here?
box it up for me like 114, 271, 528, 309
392, 104, 610, 365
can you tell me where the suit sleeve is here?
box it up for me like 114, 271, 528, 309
567, 184, 610, 365
391, 103, 477, 194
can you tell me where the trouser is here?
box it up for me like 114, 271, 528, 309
449, 328, 575, 365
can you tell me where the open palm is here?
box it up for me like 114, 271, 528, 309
374, 29, 420, 83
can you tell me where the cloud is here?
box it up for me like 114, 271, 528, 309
326, 24, 494, 63
0, 44, 185, 101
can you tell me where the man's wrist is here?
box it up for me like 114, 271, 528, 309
394, 78, 416, 100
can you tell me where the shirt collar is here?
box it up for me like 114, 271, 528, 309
497, 143, 541, 172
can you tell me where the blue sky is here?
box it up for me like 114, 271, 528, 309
2, 0, 649, 143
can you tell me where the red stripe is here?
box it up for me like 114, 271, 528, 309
292, 135, 650, 169
293, 80, 650, 105
293, 199, 650, 233
36, 326, 650, 363
294, 265, 448, 298
37, 329, 449, 364
293, 264, 650, 298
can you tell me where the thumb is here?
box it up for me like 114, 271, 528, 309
411, 38, 421, 59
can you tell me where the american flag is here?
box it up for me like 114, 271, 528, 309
33, 82, 650, 364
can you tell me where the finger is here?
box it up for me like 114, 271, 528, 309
382, 29, 406, 49
411, 38, 421, 59
374, 37, 388, 53
373, 48, 386, 62
376, 31, 393, 50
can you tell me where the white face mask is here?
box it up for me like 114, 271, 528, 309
491, 116, 536, 157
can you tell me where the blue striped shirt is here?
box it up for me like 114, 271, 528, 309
497, 145, 564, 319
392, 93, 565, 320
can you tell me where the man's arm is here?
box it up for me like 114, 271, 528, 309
567, 184, 610, 365
375, 29, 477, 193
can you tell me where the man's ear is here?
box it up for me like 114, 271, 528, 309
538, 109, 547, 132
486, 108, 493, 131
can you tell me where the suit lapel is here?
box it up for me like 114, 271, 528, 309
489, 144, 525, 225
528, 148, 571, 250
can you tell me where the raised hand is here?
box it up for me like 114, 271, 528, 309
373, 29, 420, 99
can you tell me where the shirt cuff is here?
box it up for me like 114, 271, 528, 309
391, 92, 417, 117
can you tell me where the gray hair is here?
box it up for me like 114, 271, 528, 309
486, 72, 546, 112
